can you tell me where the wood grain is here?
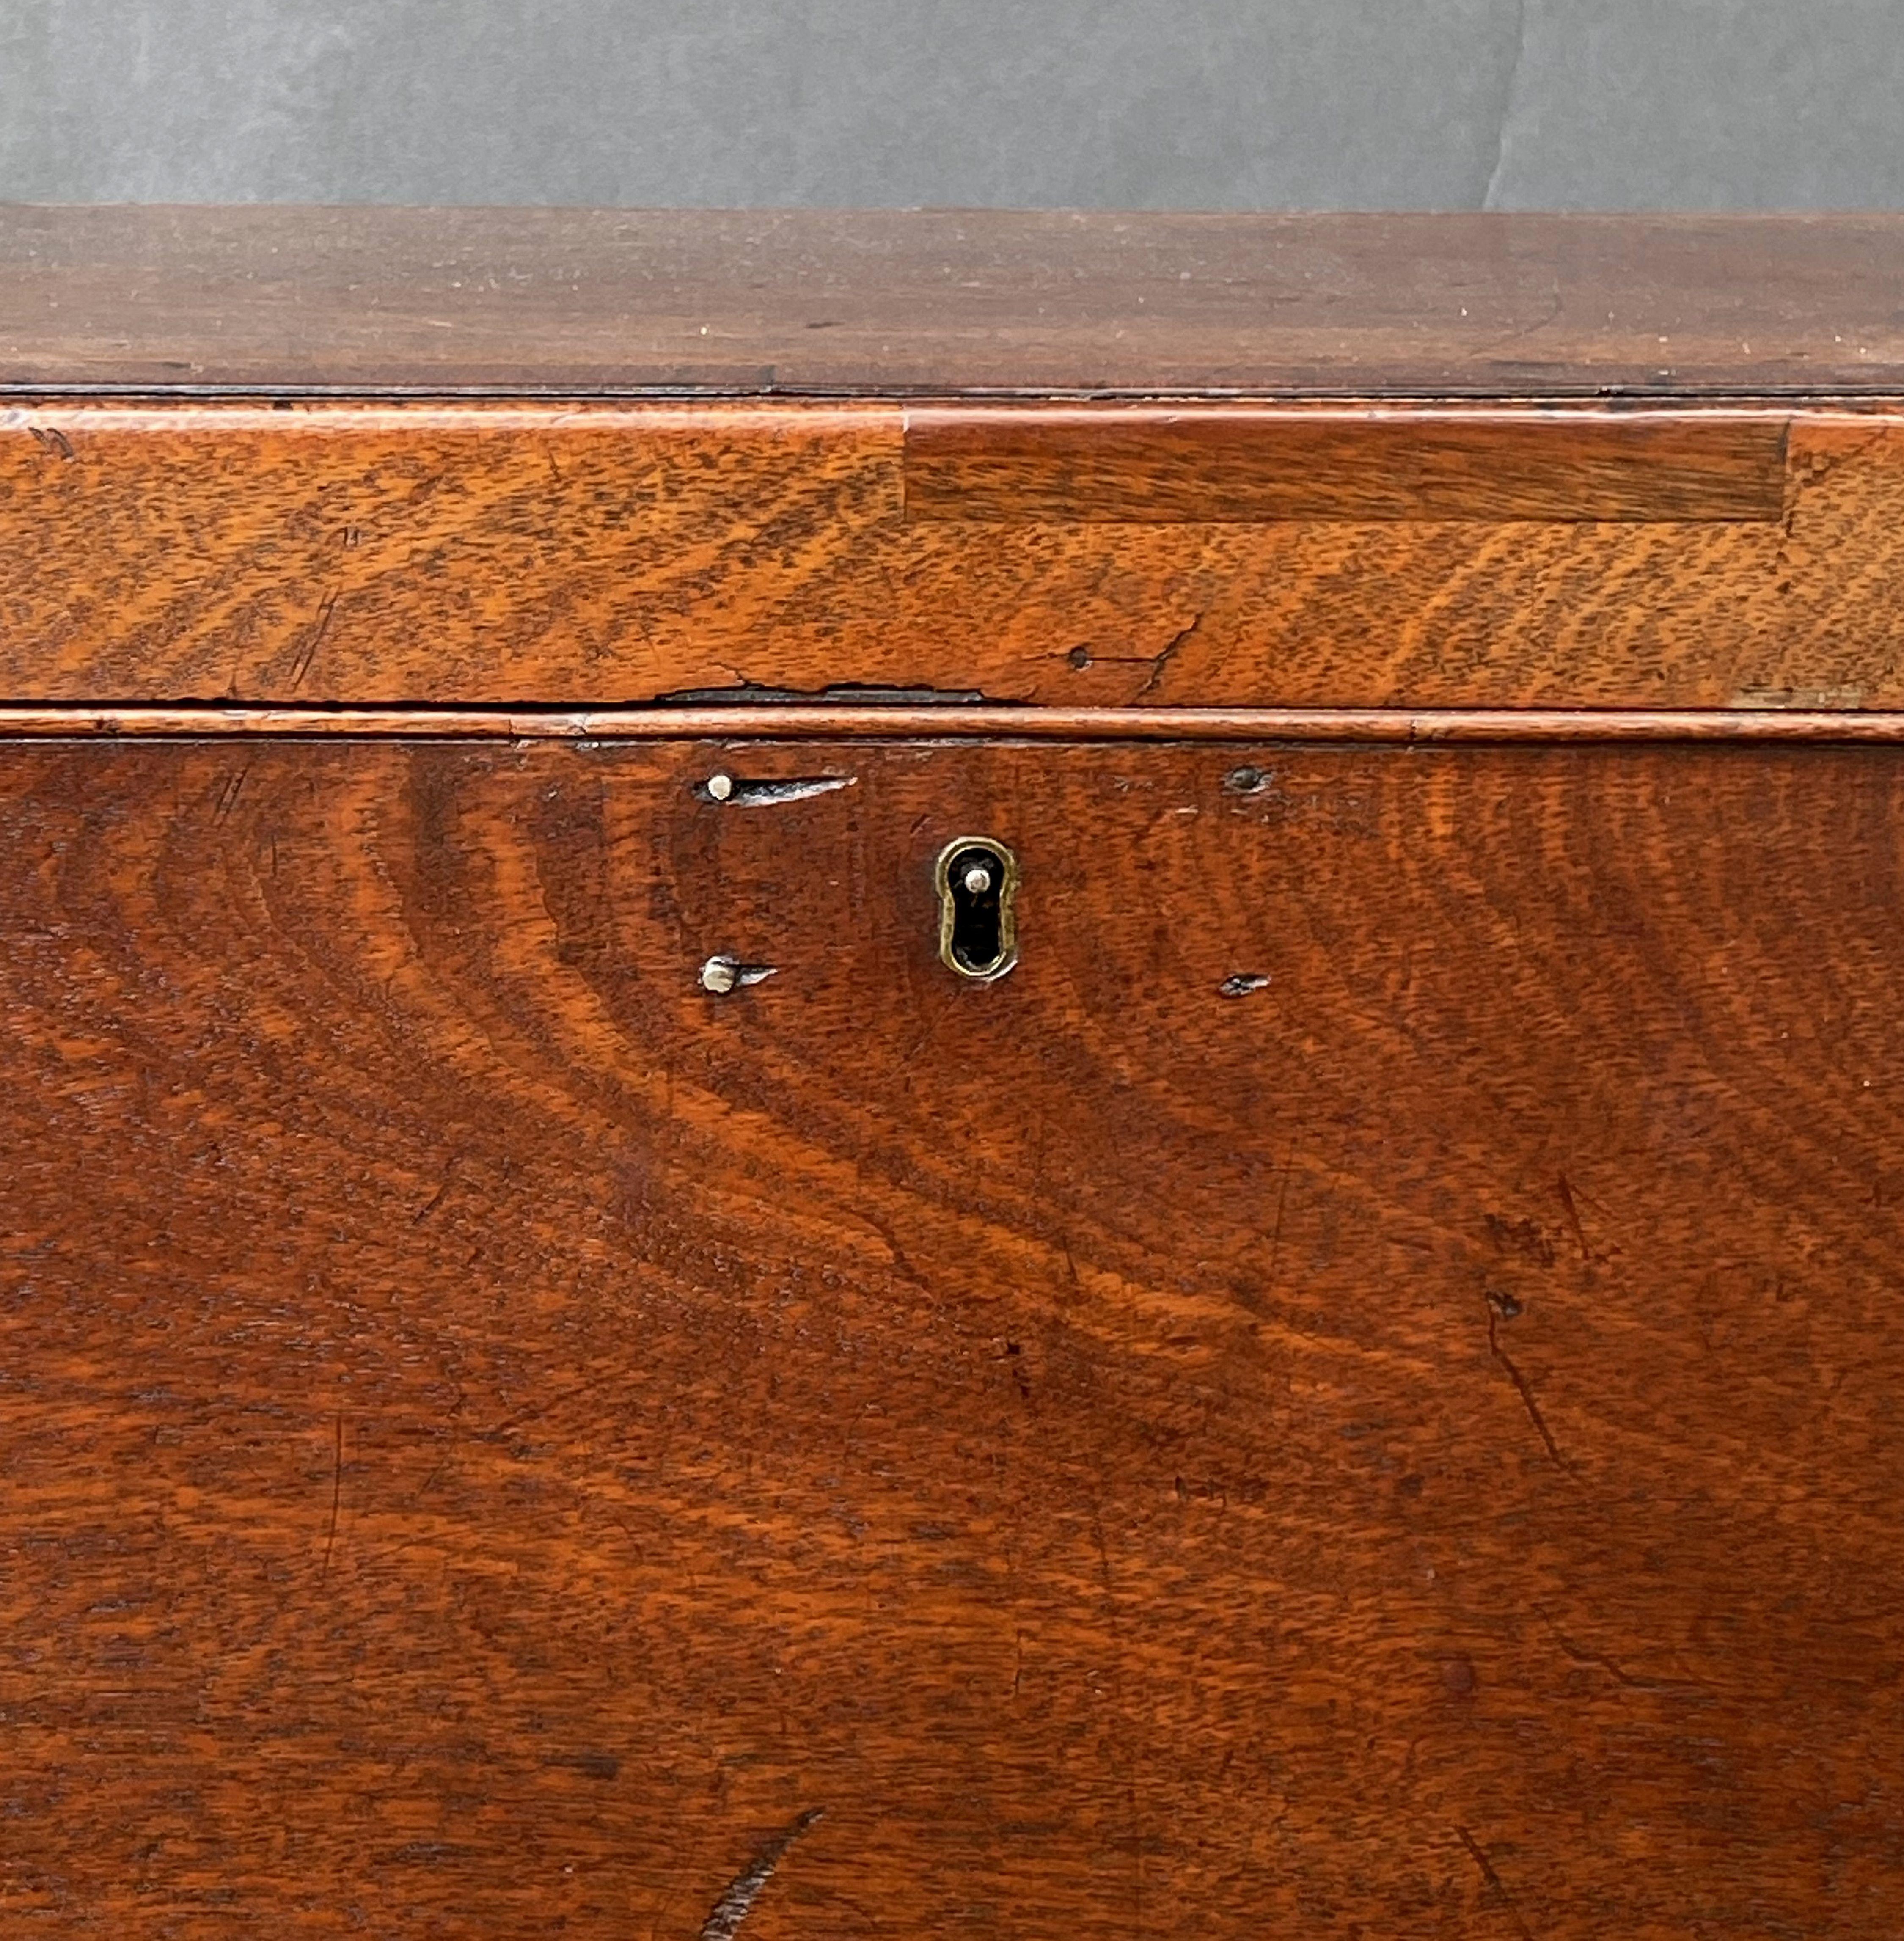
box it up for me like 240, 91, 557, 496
6, 206, 1904, 396
7, 401, 1904, 708
4, 736, 1904, 1935
902, 408, 1789, 524
0, 401, 901, 703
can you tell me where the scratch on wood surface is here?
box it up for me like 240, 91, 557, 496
699, 1808, 823, 1941
1485, 1293, 1573, 1475
1554, 1173, 1592, 1262
412, 1159, 457, 1224
856, 1204, 928, 1295
1457, 1825, 1536, 1939
1262, 1143, 1297, 1303
289, 587, 342, 692
1090, 1504, 1117, 1609
212, 762, 251, 825
1537, 1607, 1705, 1695
320, 1411, 344, 1578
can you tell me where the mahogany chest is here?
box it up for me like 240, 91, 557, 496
4, 208, 1904, 1937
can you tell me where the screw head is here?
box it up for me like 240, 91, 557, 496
706, 773, 734, 801
699, 956, 739, 994
963, 865, 993, 896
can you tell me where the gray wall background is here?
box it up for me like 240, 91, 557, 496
2, 0, 1900, 209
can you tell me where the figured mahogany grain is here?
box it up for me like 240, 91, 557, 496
3, 736, 1903, 1937
902, 408, 1789, 524
6, 206, 1904, 395
6, 402, 1904, 708
0, 402, 901, 702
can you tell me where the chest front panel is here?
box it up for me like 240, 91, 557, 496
3, 737, 1901, 1936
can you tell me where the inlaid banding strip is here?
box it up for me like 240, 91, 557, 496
902, 407, 1791, 524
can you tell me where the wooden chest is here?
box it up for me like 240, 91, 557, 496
5, 207, 1904, 1937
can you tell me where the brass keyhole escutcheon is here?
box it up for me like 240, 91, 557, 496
935, 837, 1019, 981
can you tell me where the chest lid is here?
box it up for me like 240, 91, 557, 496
3, 206, 1903, 726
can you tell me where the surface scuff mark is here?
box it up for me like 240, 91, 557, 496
657, 681, 991, 708
699, 1807, 824, 1941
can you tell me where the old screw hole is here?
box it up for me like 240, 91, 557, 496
935, 837, 1019, 982
700, 955, 776, 995
695, 773, 854, 807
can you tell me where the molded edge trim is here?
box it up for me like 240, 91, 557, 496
5, 706, 1904, 743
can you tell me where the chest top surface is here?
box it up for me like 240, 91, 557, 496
4, 205, 1904, 398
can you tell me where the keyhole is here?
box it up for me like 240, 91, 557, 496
935, 837, 1019, 981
